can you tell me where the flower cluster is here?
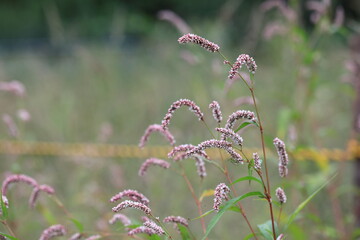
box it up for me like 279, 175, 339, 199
178, 33, 220, 52
39, 224, 66, 240
213, 183, 231, 211
139, 124, 175, 148
109, 213, 132, 226
162, 99, 204, 129
228, 54, 257, 79
128, 226, 156, 236
253, 152, 262, 170
112, 200, 151, 215
138, 158, 171, 177
216, 127, 243, 146
163, 215, 189, 227
194, 156, 207, 178
273, 137, 289, 177
143, 220, 165, 235
168, 144, 209, 161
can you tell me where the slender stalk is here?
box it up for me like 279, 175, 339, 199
218, 51, 276, 239
1, 220, 17, 238
178, 163, 207, 235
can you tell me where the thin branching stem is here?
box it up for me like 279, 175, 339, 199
1, 220, 17, 238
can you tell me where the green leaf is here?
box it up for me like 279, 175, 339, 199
191, 209, 214, 220
0, 232, 18, 240
148, 234, 162, 240
285, 173, 337, 230
201, 191, 264, 240
178, 225, 191, 240
234, 121, 258, 133
258, 220, 277, 240
69, 218, 84, 232
0, 193, 8, 220
243, 233, 255, 240
231, 176, 263, 187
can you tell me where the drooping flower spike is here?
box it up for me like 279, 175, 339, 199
29, 184, 55, 208
168, 144, 209, 161
110, 189, 150, 206
109, 213, 132, 226
138, 158, 171, 177
112, 200, 151, 215
216, 128, 243, 146
163, 216, 189, 227
209, 101, 222, 123
162, 99, 204, 129
143, 220, 165, 235
39, 224, 66, 240
224, 110, 257, 131
139, 124, 175, 148
128, 226, 156, 236
228, 54, 257, 79
178, 33, 220, 52
213, 183, 230, 211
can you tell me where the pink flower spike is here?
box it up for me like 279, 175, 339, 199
143, 220, 165, 235
138, 158, 171, 177
216, 128, 243, 146
162, 99, 204, 129
2, 174, 38, 196
139, 124, 176, 148
39, 224, 66, 240
225, 110, 257, 130
168, 144, 209, 161
112, 200, 151, 215
163, 216, 189, 227
194, 156, 207, 178
253, 153, 262, 170
128, 226, 156, 236
110, 189, 150, 206
213, 183, 230, 212
84, 235, 101, 240
29, 184, 55, 209
209, 101, 222, 123
278, 165, 288, 178
178, 33, 220, 52
109, 213, 131, 226
275, 187, 287, 204
228, 54, 257, 79
273, 137, 289, 166
68, 233, 82, 240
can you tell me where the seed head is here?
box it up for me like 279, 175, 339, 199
138, 158, 171, 177
139, 124, 175, 148
209, 101, 222, 123
162, 99, 204, 129
178, 33, 220, 52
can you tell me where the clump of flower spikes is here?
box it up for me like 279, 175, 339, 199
185, 139, 243, 163
138, 158, 171, 177
139, 124, 175, 148
109, 213, 132, 226
228, 54, 257, 79
209, 101, 222, 123
112, 200, 151, 215
213, 183, 230, 211
273, 137, 289, 177
163, 215, 189, 227
39, 224, 66, 240
178, 33, 220, 52
162, 99, 204, 129
110, 189, 150, 206
216, 128, 243, 146
1, 174, 55, 209
224, 110, 257, 131
143, 220, 165, 235
275, 187, 287, 204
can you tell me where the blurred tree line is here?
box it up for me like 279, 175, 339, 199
0, 0, 359, 44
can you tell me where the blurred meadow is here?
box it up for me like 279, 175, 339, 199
0, 0, 359, 239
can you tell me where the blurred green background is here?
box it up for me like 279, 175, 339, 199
0, 0, 359, 239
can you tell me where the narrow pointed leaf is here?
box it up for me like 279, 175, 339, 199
69, 218, 84, 232
235, 121, 258, 133
231, 176, 263, 186
243, 233, 255, 240
0, 232, 18, 240
178, 225, 192, 240
191, 209, 214, 220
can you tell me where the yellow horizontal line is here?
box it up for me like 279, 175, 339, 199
0, 139, 357, 161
